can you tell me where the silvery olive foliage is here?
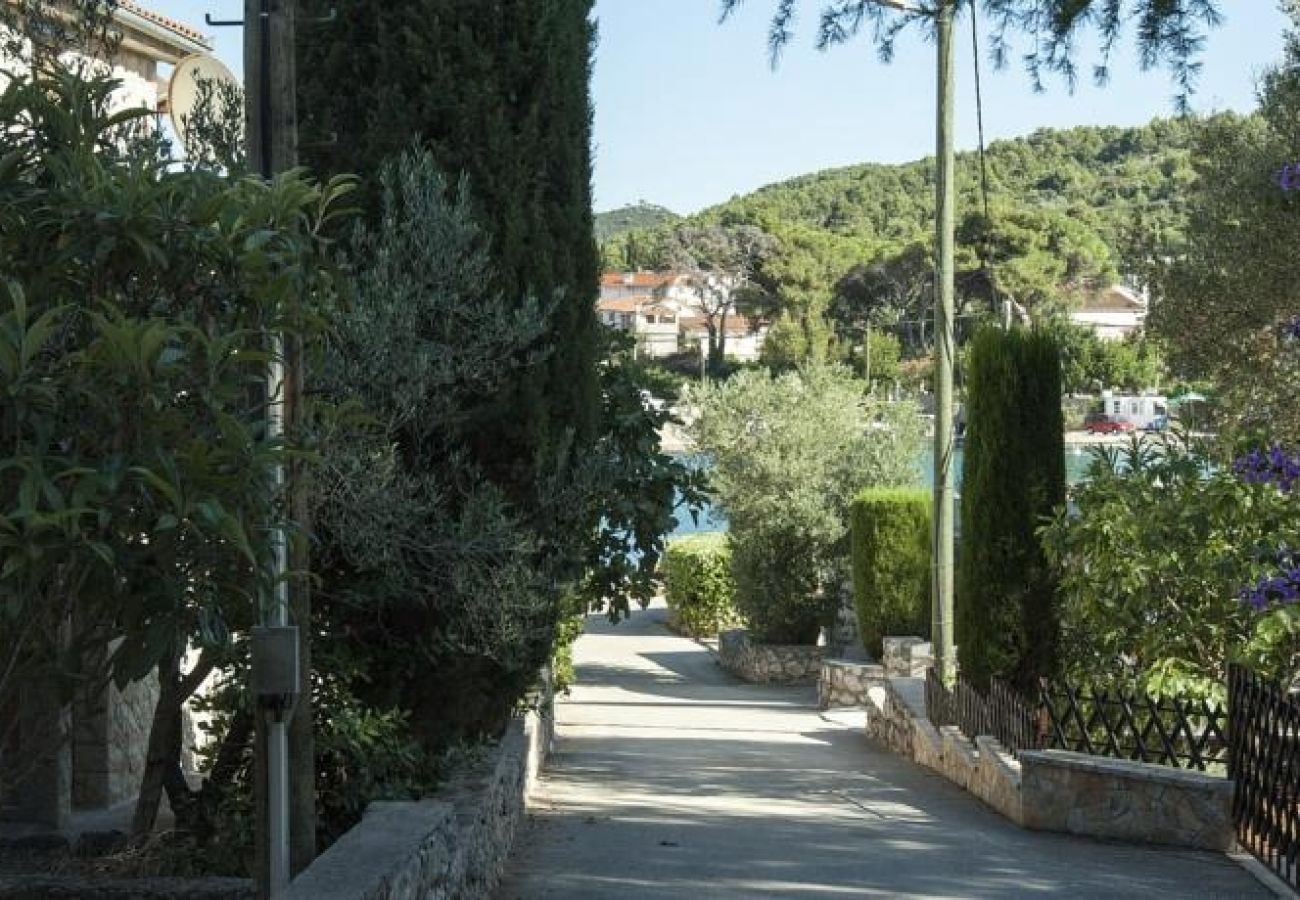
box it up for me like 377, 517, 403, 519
688, 363, 924, 643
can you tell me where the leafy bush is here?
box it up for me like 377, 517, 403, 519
552, 611, 585, 694
958, 327, 1065, 691
688, 364, 925, 644
850, 489, 931, 657
0, 64, 346, 832
662, 533, 738, 636
1042, 435, 1300, 702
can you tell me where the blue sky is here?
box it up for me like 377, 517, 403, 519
157, 1, 1287, 215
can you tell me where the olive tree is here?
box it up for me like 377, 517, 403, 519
688, 364, 924, 643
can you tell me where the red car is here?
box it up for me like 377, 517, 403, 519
1083, 413, 1135, 435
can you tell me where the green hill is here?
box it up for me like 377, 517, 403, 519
603, 117, 1208, 276
595, 202, 680, 242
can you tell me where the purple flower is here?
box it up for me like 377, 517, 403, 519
1234, 445, 1300, 493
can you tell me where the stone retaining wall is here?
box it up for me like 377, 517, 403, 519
285, 696, 553, 900
863, 673, 1232, 851
718, 629, 824, 685
1020, 750, 1232, 851
817, 660, 883, 709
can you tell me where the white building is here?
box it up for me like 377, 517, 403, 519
599, 271, 764, 360
597, 294, 681, 358
1101, 391, 1167, 429
1, 1, 211, 114
1071, 283, 1148, 341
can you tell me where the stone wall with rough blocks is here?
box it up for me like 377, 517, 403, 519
817, 660, 884, 709
285, 684, 554, 900
862, 674, 1231, 851
1019, 750, 1232, 851
718, 629, 824, 685
881, 637, 934, 677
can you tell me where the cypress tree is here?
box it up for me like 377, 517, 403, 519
296, 0, 601, 487
957, 327, 1065, 692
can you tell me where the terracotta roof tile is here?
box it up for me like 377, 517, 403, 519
600, 271, 686, 290
119, 1, 210, 48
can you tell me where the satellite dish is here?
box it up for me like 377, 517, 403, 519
166, 54, 239, 149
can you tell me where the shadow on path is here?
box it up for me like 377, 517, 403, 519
496, 606, 1266, 899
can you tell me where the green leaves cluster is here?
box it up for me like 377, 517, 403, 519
0, 68, 348, 820
1148, 10, 1300, 443
1042, 436, 1300, 702
688, 363, 924, 643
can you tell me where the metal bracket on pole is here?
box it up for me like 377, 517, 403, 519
205, 13, 245, 26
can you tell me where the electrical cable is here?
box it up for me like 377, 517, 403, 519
969, 1, 1000, 318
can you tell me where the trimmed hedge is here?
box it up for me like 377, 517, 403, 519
851, 489, 932, 658
662, 533, 738, 637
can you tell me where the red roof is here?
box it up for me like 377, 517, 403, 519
680, 315, 758, 336
120, 1, 210, 48
600, 271, 686, 290
597, 296, 677, 315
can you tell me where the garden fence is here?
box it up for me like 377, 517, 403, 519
1229, 663, 1300, 890
1038, 680, 1228, 772
924, 669, 1041, 757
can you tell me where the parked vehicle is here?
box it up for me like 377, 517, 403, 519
1083, 413, 1136, 435
1143, 414, 1170, 432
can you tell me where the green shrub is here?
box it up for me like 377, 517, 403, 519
688, 364, 926, 644
662, 533, 738, 636
851, 489, 931, 657
957, 327, 1065, 691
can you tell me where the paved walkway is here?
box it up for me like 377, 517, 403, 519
496, 606, 1269, 899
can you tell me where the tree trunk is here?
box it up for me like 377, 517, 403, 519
131, 649, 217, 836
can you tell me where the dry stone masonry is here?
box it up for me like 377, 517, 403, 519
718, 629, 824, 684
861, 662, 1233, 852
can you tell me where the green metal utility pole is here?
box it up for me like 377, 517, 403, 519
932, 0, 957, 684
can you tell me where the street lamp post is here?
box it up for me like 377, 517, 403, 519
931, 0, 958, 684
855, 0, 957, 681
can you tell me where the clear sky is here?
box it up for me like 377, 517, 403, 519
155, 0, 1288, 215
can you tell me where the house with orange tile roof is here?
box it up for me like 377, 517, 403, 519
600, 270, 768, 362
1069, 282, 1148, 341
2, 1, 212, 115
597, 293, 682, 358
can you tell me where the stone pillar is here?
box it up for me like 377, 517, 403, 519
12, 676, 71, 829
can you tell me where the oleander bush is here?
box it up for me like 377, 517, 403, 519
850, 489, 931, 658
662, 533, 738, 636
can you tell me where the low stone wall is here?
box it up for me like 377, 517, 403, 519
0, 876, 253, 899
285, 698, 553, 900
863, 673, 1231, 851
817, 660, 884, 709
718, 629, 824, 685
1020, 750, 1232, 851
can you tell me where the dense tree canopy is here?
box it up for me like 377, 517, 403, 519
721, 1, 1223, 104
1149, 9, 1300, 442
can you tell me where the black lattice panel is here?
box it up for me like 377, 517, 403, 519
1230, 664, 1300, 890
1039, 680, 1227, 772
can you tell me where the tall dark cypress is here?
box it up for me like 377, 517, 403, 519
957, 327, 1065, 692
296, 0, 600, 526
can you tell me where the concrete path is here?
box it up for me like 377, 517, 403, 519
496, 605, 1269, 899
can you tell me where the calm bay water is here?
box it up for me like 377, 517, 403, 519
670, 445, 1099, 537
